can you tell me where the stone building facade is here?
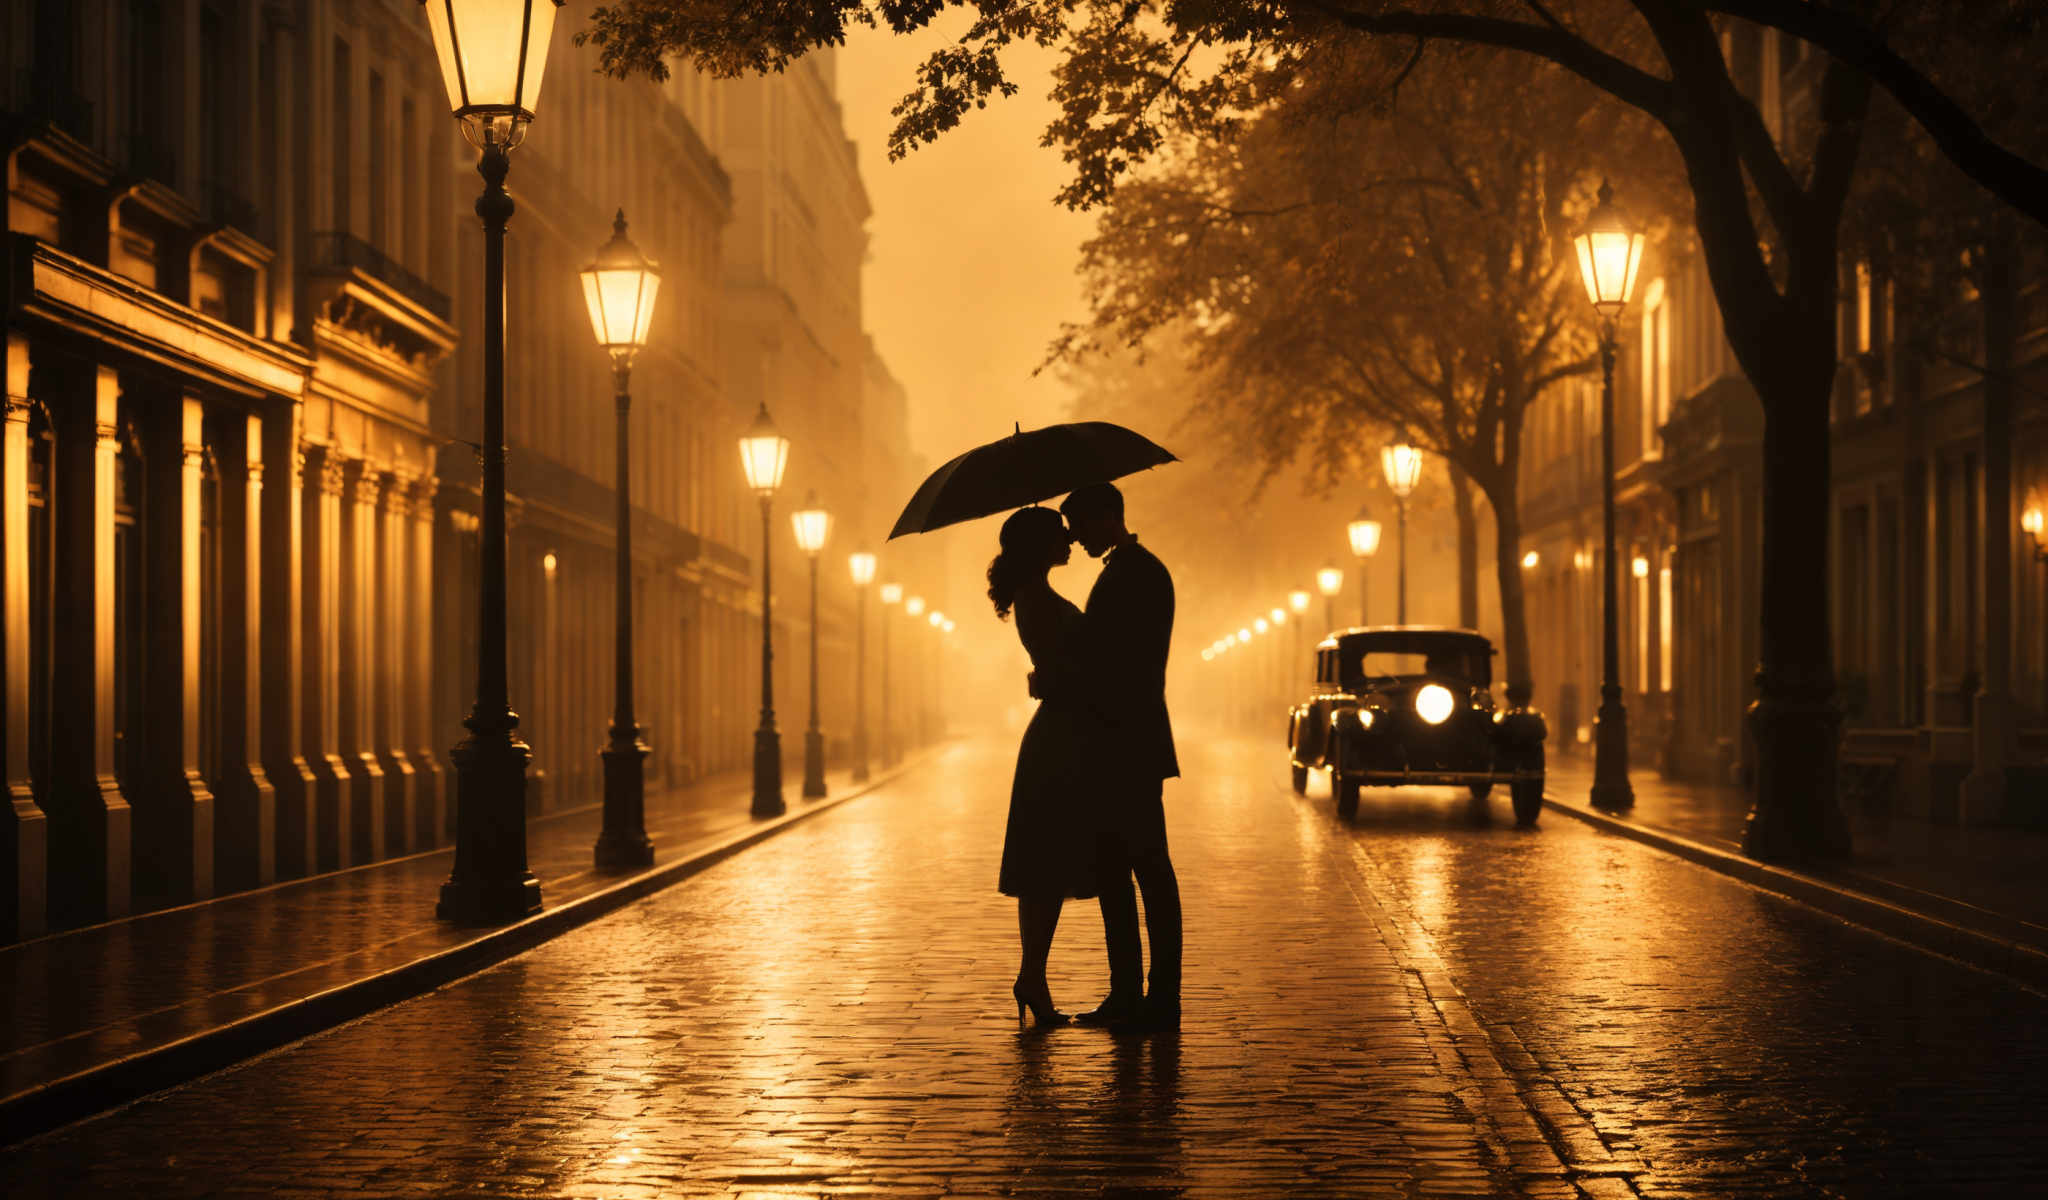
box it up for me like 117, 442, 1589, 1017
0, 0, 929, 943
1517, 24, 2047, 824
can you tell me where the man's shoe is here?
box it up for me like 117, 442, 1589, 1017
1073, 994, 1142, 1027
1109, 996, 1180, 1035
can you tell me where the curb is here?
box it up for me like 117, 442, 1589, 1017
1540, 796, 2048, 996
1, 751, 942, 1146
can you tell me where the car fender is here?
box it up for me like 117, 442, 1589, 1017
1494, 705, 1548, 749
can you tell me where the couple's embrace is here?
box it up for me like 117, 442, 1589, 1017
988, 483, 1181, 1034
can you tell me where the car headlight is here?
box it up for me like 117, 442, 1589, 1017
1360, 709, 1375, 730
1415, 684, 1455, 725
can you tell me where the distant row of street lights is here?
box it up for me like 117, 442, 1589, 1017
1189, 180, 1645, 819
418, 0, 954, 925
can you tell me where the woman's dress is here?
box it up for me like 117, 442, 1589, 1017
998, 585, 1102, 899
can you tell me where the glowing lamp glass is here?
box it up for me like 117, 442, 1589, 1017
1632, 554, 1651, 579
419, 0, 563, 146
1289, 589, 1311, 614
905, 596, 925, 617
1380, 444, 1423, 499
1348, 518, 1383, 558
1254, 618, 1269, 635
849, 552, 877, 587
1572, 180, 1644, 319
929, 611, 944, 628
1521, 550, 1539, 569
1202, 648, 1215, 662
1270, 608, 1286, 626
790, 494, 831, 554
1415, 683, 1456, 725
2024, 507, 2044, 538
880, 582, 903, 606
943, 619, 956, 633
541, 551, 557, 574
580, 210, 660, 359
1316, 566, 1343, 597
1237, 629, 1251, 645
737, 404, 790, 496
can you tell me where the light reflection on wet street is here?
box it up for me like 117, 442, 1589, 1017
5, 736, 2046, 1197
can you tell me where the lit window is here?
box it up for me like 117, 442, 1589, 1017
1640, 277, 1670, 460
1658, 561, 1673, 693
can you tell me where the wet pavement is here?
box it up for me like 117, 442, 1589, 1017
5, 734, 2047, 1197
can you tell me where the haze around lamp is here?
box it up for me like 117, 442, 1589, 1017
1289, 589, 1311, 614
420, 0, 563, 147
580, 210, 659, 362
880, 582, 903, 605
1573, 179, 1645, 321
905, 596, 925, 617
1316, 565, 1343, 597
1380, 444, 1423, 499
1348, 518, 1383, 558
849, 551, 877, 586
791, 493, 832, 554
739, 405, 790, 497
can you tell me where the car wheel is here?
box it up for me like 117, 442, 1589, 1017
1335, 775, 1360, 820
1290, 763, 1309, 794
1511, 778, 1543, 826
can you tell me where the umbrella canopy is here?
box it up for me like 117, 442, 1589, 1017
888, 421, 1178, 539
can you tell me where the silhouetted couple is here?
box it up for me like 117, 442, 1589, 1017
987, 482, 1181, 1034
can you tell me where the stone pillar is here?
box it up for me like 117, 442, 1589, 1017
134, 386, 216, 904
214, 411, 275, 890
2, 336, 46, 940
338, 459, 387, 863
301, 444, 352, 870
374, 469, 418, 855
410, 475, 445, 847
45, 359, 131, 924
261, 406, 317, 876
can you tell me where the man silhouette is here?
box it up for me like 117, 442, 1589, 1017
1060, 482, 1182, 1033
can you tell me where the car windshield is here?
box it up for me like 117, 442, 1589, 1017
1339, 644, 1490, 687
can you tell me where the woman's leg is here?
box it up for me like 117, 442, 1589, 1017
1016, 894, 1064, 989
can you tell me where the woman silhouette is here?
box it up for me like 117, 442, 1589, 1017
987, 505, 1099, 1028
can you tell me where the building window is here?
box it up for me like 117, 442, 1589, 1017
1658, 558, 1673, 694
1640, 277, 1670, 461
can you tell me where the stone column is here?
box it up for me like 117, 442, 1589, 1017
135, 386, 216, 904
2, 336, 46, 939
301, 444, 352, 870
374, 469, 418, 855
338, 458, 387, 863
214, 411, 275, 890
46, 358, 131, 923
409, 475, 445, 847
261, 406, 317, 876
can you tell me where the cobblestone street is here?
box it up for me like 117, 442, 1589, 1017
6, 736, 2047, 1198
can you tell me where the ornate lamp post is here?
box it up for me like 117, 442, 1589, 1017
419, 0, 561, 923
1380, 444, 1424, 624
1572, 179, 1645, 814
578, 210, 661, 870
1289, 589, 1311, 676
739, 405, 792, 817
1347, 514, 1383, 627
1270, 607, 1290, 696
848, 551, 877, 782
927, 610, 946, 742
790, 493, 832, 799
1316, 564, 1343, 633
878, 582, 902, 765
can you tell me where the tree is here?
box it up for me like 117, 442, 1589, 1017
1063, 44, 1676, 711
581, 0, 2048, 860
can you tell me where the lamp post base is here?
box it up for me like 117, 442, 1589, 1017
751, 726, 785, 817
438, 726, 542, 924
1590, 689, 1634, 813
802, 729, 828, 798
595, 732, 654, 870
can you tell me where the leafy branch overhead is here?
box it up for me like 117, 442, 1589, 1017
581, 1, 2048, 226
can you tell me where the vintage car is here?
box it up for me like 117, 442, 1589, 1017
1286, 626, 1547, 826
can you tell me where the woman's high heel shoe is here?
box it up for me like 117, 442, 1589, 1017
1012, 979, 1070, 1028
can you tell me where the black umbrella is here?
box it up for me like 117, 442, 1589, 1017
888, 421, 1178, 539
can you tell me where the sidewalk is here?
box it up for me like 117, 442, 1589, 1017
1542, 753, 2048, 987
0, 749, 939, 1143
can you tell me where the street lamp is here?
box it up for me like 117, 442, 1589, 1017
905, 595, 926, 748
790, 493, 832, 799
420, 0, 563, 924
1347, 514, 1382, 627
849, 551, 877, 782
739, 404, 792, 817
1573, 178, 1645, 814
1316, 563, 1343, 633
878, 582, 902, 765
581, 209, 660, 870
1288, 589, 1311, 677
2023, 505, 2047, 561
1380, 444, 1423, 624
